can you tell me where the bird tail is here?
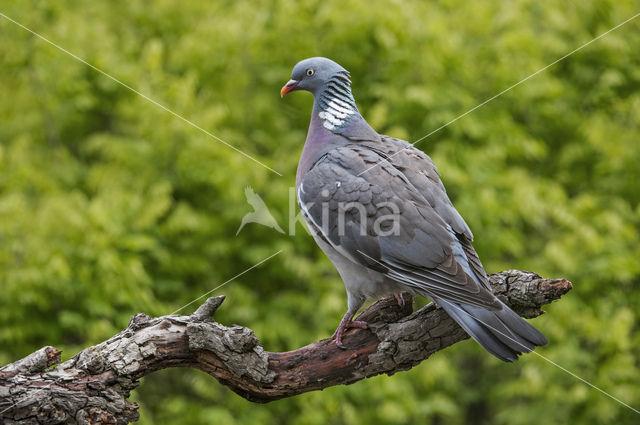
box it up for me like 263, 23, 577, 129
436, 298, 548, 362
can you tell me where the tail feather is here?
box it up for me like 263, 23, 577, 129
437, 298, 548, 362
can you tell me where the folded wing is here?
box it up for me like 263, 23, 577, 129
298, 145, 501, 310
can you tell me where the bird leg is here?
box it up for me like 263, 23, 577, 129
331, 311, 368, 348
394, 292, 405, 307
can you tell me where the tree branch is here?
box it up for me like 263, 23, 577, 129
0, 270, 571, 425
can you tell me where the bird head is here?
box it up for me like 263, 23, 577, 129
281, 57, 349, 97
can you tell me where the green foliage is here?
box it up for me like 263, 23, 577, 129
1, 0, 639, 423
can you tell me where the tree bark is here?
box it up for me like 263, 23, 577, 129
0, 270, 571, 425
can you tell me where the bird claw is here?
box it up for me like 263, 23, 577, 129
394, 293, 405, 307
331, 318, 368, 348
349, 320, 368, 329
331, 330, 348, 349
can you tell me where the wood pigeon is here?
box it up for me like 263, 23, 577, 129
281, 57, 547, 361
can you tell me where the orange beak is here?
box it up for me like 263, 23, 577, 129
280, 79, 299, 97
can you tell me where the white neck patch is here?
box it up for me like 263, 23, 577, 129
318, 98, 356, 131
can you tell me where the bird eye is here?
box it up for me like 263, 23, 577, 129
306, 68, 315, 76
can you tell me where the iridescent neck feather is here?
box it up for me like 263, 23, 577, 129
315, 71, 358, 133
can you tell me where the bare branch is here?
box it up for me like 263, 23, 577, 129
0, 270, 572, 424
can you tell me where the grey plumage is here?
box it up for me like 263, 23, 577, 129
282, 57, 547, 361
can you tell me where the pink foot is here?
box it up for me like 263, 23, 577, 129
331, 314, 368, 348
394, 292, 405, 307
350, 320, 368, 329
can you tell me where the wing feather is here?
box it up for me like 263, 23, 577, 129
299, 145, 500, 310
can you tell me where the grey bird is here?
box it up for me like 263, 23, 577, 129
281, 57, 547, 361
